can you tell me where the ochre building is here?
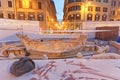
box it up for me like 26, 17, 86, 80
0, 0, 58, 30
63, 0, 120, 30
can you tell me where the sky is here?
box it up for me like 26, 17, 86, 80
53, 0, 64, 21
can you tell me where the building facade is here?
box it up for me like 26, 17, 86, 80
63, 0, 120, 30
0, 0, 58, 30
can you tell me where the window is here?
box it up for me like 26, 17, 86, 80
68, 14, 81, 21
68, 0, 74, 3
76, 24, 81, 30
76, 0, 82, 2
68, 5, 81, 12
118, 2, 120, 7
38, 2, 41, 9
102, 14, 107, 21
88, 0, 93, 1
0, 1, 1, 7
88, 6, 93, 11
96, 7, 100, 12
76, 5, 81, 10
111, 1, 116, 6
103, 0, 108, 3
103, 7, 107, 12
96, 0, 101, 2
95, 14, 100, 21
68, 14, 75, 21
117, 11, 120, 16
17, 12, 25, 20
28, 13, 35, 20
8, 0, 12, 7
69, 24, 74, 30
8, 13, 14, 19
29, 1, 32, 8
37, 14, 44, 21
8, 14, 11, 19
111, 10, 115, 16
68, 6, 75, 11
87, 14, 92, 21
19, 0, 23, 8
0, 13, 3, 18
76, 14, 81, 20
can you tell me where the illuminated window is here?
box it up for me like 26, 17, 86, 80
95, 14, 100, 21
76, 14, 81, 20
28, 13, 35, 20
8, 0, 12, 7
102, 14, 107, 21
18, 12, 25, 20
38, 2, 41, 9
103, 7, 107, 12
68, 14, 81, 21
68, 14, 75, 21
87, 14, 92, 21
37, 14, 44, 21
96, 7, 100, 12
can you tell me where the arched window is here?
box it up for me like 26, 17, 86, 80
76, 14, 81, 20
95, 14, 100, 21
87, 14, 92, 21
102, 14, 107, 21
68, 14, 75, 21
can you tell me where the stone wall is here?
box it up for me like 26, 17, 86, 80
0, 19, 40, 42
83, 21, 120, 39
